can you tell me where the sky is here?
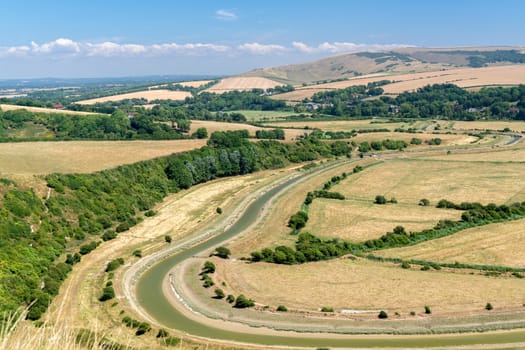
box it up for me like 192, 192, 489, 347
1, 0, 524, 79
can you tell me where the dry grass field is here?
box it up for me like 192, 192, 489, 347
0, 139, 206, 175
205, 77, 284, 93
266, 120, 409, 132
189, 120, 309, 142
0, 104, 104, 115
271, 65, 525, 101
331, 159, 525, 205
351, 131, 478, 146
218, 258, 525, 313
425, 146, 525, 162
177, 79, 214, 88
378, 219, 525, 268
450, 120, 525, 132
305, 198, 461, 242
75, 89, 191, 104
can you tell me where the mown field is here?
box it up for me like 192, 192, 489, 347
271, 64, 525, 101
205, 77, 284, 93
75, 89, 191, 104
0, 139, 206, 174
219, 144, 525, 316
0, 104, 105, 115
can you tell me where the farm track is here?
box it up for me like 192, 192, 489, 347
122, 133, 525, 348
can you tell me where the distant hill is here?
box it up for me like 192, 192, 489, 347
242, 47, 525, 85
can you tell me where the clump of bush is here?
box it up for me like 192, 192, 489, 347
321, 307, 334, 312
276, 305, 288, 312
213, 246, 231, 259
105, 258, 124, 272
99, 282, 115, 302
288, 211, 309, 230
234, 294, 255, 308
378, 310, 388, 319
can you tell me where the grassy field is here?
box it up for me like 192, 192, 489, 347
331, 159, 525, 205
75, 89, 191, 104
205, 77, 284, 94
0, 139, 206, 175
425, 145, 525, 162
378, 218, 525, 268
351, 131, 478, 146
218, 257, 525, 314
450, 120, 525, 132
270, 65, 525, 101
229, 110, 305, 122
264, 119, 410, 132
189, 120, 309, 142
305, 198, 461, 242
0, 104, 105, 115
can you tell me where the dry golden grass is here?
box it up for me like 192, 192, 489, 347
75, 89, 191, 104
266, 120, 408, 132
189, 120, 308, 142
351, 132, 477, 146
177, 80, 213, 88
331, 159, 525, 204
378, 219, 525, 267
219, 258, 525, 313
271, 65, 525, 100
0, 140, 205, 175
426, 146, 525, 162
451, 120, 525, 132
305, 199, 461, 242
0, 104, 104, 115
205, 77, 284, 94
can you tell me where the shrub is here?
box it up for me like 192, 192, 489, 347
389, 197, 398, 204
122, 316, 140, 328
201, 274, 214, 288
321, 307, 334, 312
421, 265, 430, 271
115, 222, 130, 233
79, 241, 100, 255
163, 337, 181, 346
156, 329, 169, 338
419, 198, 430, 206
424, 305, 432, 314
101, 230, 117, 241
410, 311, 416, 316
144, 210, 156, 217
288, 211, 309, 230
216, 207, 223, 214
378, 310, 388, 319
276, 305, 288, 312
401, 261, 411, 269
486, 303, 493, 310
105, 258, 124, 272
164, 235, 172, 243
132, 249, 142, 258
374, 195, 387, 204
99, 285, 115, 302
202, 261, 216, 274
214, 288, 225, 299
226, 294, 235, 303
135, 322, 151, 335
214, 246, 231, 259
234, 294, 255, 308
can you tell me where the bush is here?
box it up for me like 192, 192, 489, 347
216, 207, 223, 214
375, 195, 387, 204
401, 261, 411, 269
234, 294, 255, 308
214, 246, 231, 259
378, 310, 388, 319
202, 261, 216, 274
214, 288, 225, 299
421, 264, 430, 271
79, 241, 100, 255
321, 307, 334, 312
99, 285, 115, 302
389, 197, 398, 204
132, 249, 142, 258
201, 274, 214, 288
144, 210, 156, 217
226, 294, 235, 303
101, 230, 117, 241
105, 258, 124, 272
164, 235, 172, 243
288, 211, 309, 230
424, 305, 432, 314
276, 305, 288, 312
163, 337, 181, 346
156, 329, 169, 338
419, 198, 430, 206
486, 302, 493, 310
116, 222, 130, 233
135, 322, 151, 336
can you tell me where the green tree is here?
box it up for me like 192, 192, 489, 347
192, 127, 208, 139
214, 246, 231, 259
375, 195, 387, 204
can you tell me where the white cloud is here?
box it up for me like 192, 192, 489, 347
30, 38, 80, 54
292, 41, 413, 54
215, 9, 238, 21
238, 42, 287, 55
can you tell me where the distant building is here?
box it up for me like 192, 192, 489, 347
389, 104, 400, 114
466, 107, 479, 113
53, 103, 64, 109
508, 107, 520, 113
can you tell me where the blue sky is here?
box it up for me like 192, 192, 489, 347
1, 0, 524, 78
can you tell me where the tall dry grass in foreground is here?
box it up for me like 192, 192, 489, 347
0, 311, 135, 350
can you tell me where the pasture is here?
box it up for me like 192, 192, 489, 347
205, 77, 284, 93
378, 218, 525, 268
0, 104, 105, 115
218, 257, 525, 314
0, 139, 206, 175
75, 89, 191, 104
271, 64, 525, 101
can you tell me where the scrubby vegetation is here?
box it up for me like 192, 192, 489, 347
0, 132, 348, 320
